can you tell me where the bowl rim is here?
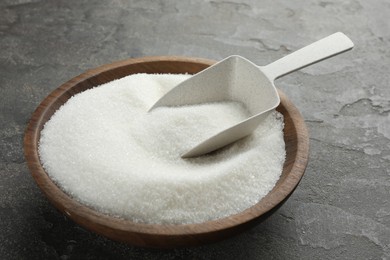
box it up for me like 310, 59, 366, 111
24, 56, 309, 247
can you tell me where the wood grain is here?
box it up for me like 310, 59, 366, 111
24, 56, 309, 248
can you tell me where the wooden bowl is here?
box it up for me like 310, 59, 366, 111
24, 56, 309, 248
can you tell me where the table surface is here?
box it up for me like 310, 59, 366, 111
1, 0, 389, 259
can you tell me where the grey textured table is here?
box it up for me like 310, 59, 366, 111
1, 0, 389, 259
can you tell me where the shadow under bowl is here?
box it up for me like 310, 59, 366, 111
24, 56, 309, 248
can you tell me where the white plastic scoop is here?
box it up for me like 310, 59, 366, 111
149, 32, 354, 158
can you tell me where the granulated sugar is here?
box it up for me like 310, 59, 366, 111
39, 73, 285, 224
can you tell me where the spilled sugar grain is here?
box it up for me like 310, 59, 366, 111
39, 73, 285, 224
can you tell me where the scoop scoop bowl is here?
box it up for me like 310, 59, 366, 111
24, 56, 311, 248
149, 32, 354, 158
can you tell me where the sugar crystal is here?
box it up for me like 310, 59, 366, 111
39, 73, 285, 224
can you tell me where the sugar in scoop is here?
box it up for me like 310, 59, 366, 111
39, 73, 285, 224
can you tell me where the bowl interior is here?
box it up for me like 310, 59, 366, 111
24, 56, 309, 248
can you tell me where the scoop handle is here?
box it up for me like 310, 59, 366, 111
260, 32, 354, 81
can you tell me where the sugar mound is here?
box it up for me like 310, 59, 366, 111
39, 73, 285, 224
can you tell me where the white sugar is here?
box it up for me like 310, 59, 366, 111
39, 73, 285, 224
